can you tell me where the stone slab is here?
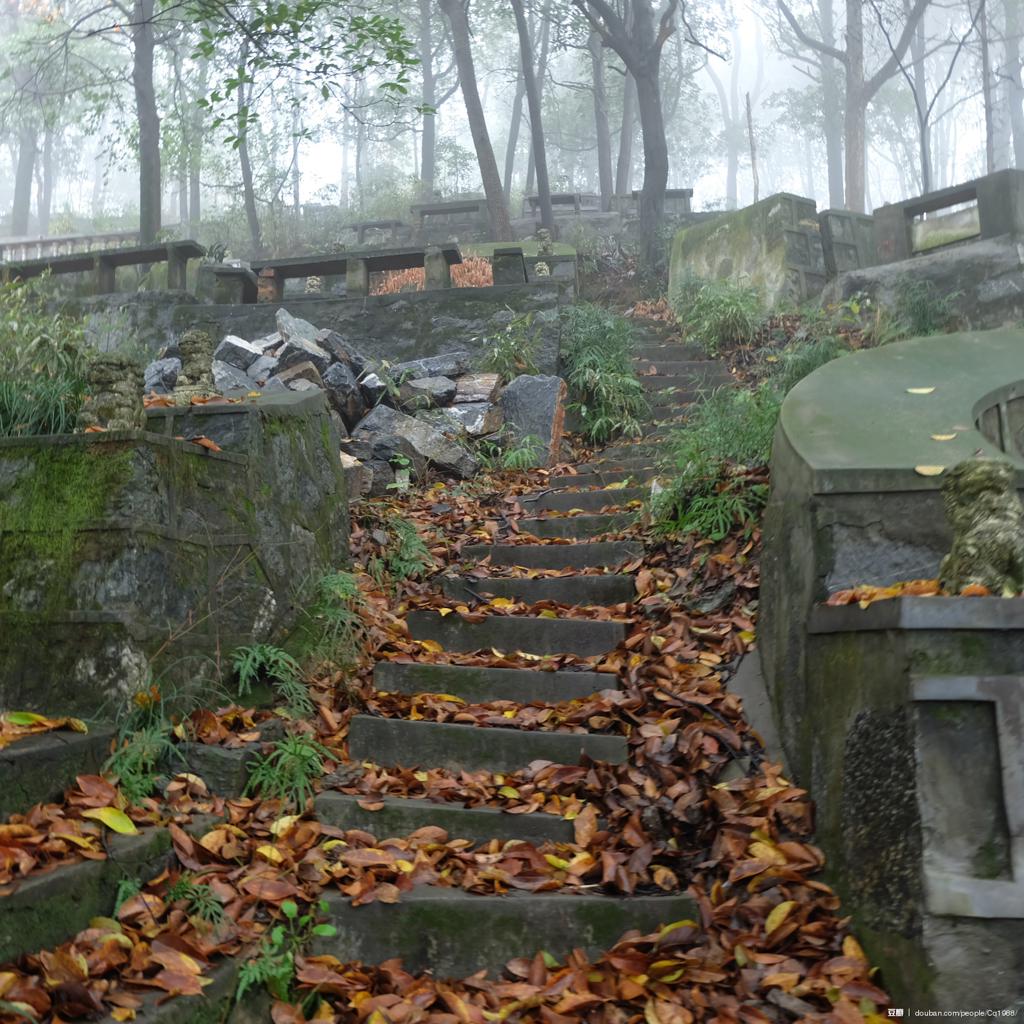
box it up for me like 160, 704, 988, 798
522, 488, 647, 513
406, 609, 625, 657
0, 727, 115, 818
315, 888, 695, 978
373, 660, 614, 702
518, 514, 634, 539
551, 469, 656, 489
463, 541, 643, 570
313, 791, 575, 845
809, 596, 1024, 633
443, 573, 636, 605
347, 715, 628, 772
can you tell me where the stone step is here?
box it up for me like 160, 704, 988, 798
406, 609, 626, 657
348, 715, 628, 773
0, 815, 218, 966
314, 790, 575, 846
316, 888, 696, 979
586, 451, 662, 470
1, 727, 115, 818
442, 573, 635, 605
634, 343, 706, 361
641, 374, 728, 393
463, 541, 643, 569
646, 387, 704, 407
642, 405, 691, 424
518, 514, 633, 539
634, 359, 729, 378
549, 467, 654, 488
522, 487, 647, 513
374, 659, 614, 702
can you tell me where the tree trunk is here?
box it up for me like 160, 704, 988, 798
133, 0, 161, 242
981, 1, 997, 172
819, 0, 844, 207
588, 31, 614, 211
12, 125, 36, 236
503, 63, 527, 200
188, 58, 207, 232
237, 74, 262, 255
419, 0, 438, 199
512, 0, 552, 229
525, 5, 551, 195
746, 92, 759, 204
39, 127, 54, 235
910, 14, 931, 193
615, 71, 637, 193
633, 63, 669, 269
844, 0, 867, 212
439, 0, 512, 239
1004, 0, 1024, 166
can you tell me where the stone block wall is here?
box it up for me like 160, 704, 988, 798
0, 390, 347, 719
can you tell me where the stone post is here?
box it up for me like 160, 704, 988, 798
94, 256, 117, 294
491, 247, 527, 285
257, 268, 283, 303
346, 258, 370, 297
76, 353, 145, 432
424, 248, 452, 290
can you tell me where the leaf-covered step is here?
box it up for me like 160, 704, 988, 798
442, 573, 636, 606
517, 514, 634, 539
548, 468, 655, 489
406, 609, 626, 657
633, 359, 731, 378
374, 659, 613, 703
520, 487, 647, 513
314, 790, 576, 846
347, 716, 628, 773
315, 888, 696, 979
463, 541, 643, 570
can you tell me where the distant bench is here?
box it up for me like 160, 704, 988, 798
0, 239, 205, 292
250, 244, 464, 301
524, 192, 601, 216
340, 219, 409, 245
410, 200, 489, 242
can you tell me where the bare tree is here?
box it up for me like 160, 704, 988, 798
588, 31, 615, 209
511, 0, 553, 229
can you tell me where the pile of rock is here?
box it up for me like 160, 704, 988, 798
144, 308, 567, 498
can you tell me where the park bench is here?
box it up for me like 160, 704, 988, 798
0, 228, 141, 263
340, 219, 409, 245
250, 244, 463, 301
0, 239, 205, 293
524, 192, 601, 216
410, 199, 489, 241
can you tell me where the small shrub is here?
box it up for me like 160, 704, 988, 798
231, 643, 312, 716
678, 280, 764, 355
366, 514, 436, 590
891, 277, 959, 338
480, 311, 541, 381
166, 872, 225, 924
245, 733, 331, 808
304, 570, 368, 672
104, 683, 179, 805
561, 304, 648, 444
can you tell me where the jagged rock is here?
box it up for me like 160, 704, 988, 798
499, 374, 567, 468
316, 329, 367, 376
247, 354, 279, 386
214, 335, 262, 370
212, 360, 252, 393
76, 353, 145, 431
399, 376, 457, 410
454, 373, 501, 404
275, 308, 320, 345
389, 351, 473, 382
274, 361, 324, 389
343, 434, 426, 496
288, 378, 321, 393
144, 357, 180, 394
353, 404, 479, 478
323, 362, 367, 430
340, 452, 372, 499
252, 333, 282, 353
416, 402, 501, 439
277, 336, 331, 376
360, 373, 390, 406
939, 458, 1024, 595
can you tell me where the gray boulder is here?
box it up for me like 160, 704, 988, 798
214, 335, 262, 370
277, 336, 331, 376
275, 308, 319, 345
360, 372, 391, 406
323, 362, 367, 430
247, 353, 279, 385
316, 329, 367, 376
274, 361, 324, 389
454, 373, 501, 404
343, 433, 427, 496
144, 357, 180, 394
353, 404, 479, 479
389, 351, 473, 381
499, 374, 567, 468
399, 376, 457, 410
252, 333, 282, 353
340, 451, 372, 499
212, 360, 252, 393
449, 402, 503, 437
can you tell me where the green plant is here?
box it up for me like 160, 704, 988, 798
365, 514, 435, 589
302, 570, 368, 672
245, 733, 331, 808
678, 280, 764, 355
481, 310, 541, 381
560, 304, 648, 444
232, 644, 302, 699
236, 898, 336, 1003
113, 876, 142, 915
165, 872, 225, 924
103, 683, 179, 805
891, 277, 960, 338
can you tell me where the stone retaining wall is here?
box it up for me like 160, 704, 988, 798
0, 390, 347, 718
760, 328, 1024, 1012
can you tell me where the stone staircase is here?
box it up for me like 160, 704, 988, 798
0, 326, 731, 1019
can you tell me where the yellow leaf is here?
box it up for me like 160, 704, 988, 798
4, 711, 47, 725
738, 629, 756, 643
658, 919, 697, 939
437, 607, 453, 616
417, 639, 444, 653
52, 832, 98, 850
322, 839, 348, 852
734, 944, 750, 967
413, 771, 429, 782
765, 899, 796, 934
489, 597, 515, 608
255, 844, 284, 864
538, 609, 558, 619
605, 481, 628, 490
498, 786, 520, 798
749, 841, 786, 865
544, 854, 570, 870
915, 465, 945, 476
843, 935, 868, 961
81, 807, 138, 834
112, 1009, 136, 1021
270, 815, 300, 837
502, 709, 517, 718
431, 693, 465, 704
906, 386, 935, 394
396, 859, 415, 873
931, 433, 957, 441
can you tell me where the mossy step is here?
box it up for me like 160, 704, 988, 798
646, 387, 704, 408
521, 487, 647, 513
374, 659, 614, 703
518, 514, 634, 539
406, 609, 626, 657
442, 573, 635, 605
463, 541, 643, 570
314, 790, 575, 845
642, 405, 692, 424
348, 715, 628, 773
641, 374, 730, 392
315, 888, 696, 978
0, 815, 219, 966
634, 343, 706, 361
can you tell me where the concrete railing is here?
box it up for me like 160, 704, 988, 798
760, 327, 1024, 1013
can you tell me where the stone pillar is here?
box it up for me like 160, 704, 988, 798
872, 203, 913, 265
257, 268, 283, 303
166, 244, 188, 291
424, 248, 452, 290
95, 256, 116, 294
346, 258, 370, 297
491, 247, 527, 285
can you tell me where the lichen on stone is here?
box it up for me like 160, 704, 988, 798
75, 352, 145, 432
939, 457, 1024, 595
172, 327, 215, 405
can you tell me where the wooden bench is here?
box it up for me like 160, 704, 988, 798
250, 244, 463, 302
524, 192, 601, 216
0, 239, 205, 292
